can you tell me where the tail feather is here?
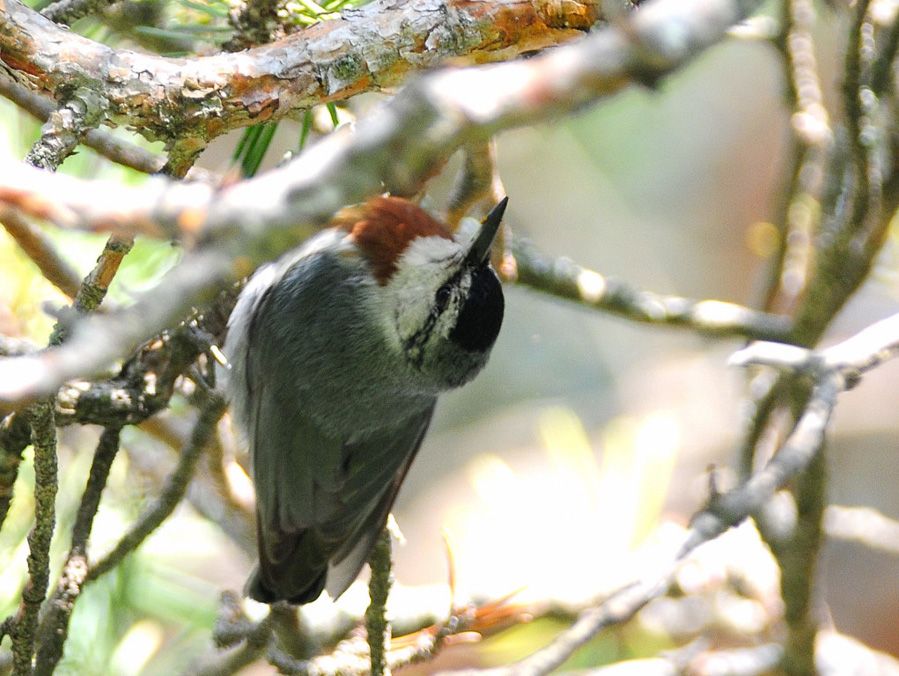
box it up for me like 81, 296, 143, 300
248, 516, 329, 604
245, 563, 325, 605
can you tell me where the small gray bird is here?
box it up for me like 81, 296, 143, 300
222, 196, 507, 604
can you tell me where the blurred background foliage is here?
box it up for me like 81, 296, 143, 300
3, 0, 899, 673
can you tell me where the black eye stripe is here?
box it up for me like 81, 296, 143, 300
403, 270, 463, 367
435, 284, 452, 308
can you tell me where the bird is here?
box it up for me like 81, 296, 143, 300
222, 195, 508, 604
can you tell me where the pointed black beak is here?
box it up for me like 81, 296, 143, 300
465, 196, 508, 266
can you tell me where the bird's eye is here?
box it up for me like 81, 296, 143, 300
435, 283, 452, 311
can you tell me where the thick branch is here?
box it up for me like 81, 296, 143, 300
0, 75, 218, 179
0, 0, 765, 406
1, 0, 599, 147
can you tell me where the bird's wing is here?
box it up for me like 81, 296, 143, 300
324, 406, 434, 599
241, 275, 436, 603
248, 375, 434, 603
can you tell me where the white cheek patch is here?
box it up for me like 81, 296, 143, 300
434, 271, 471, 338
384, 236, 464, 345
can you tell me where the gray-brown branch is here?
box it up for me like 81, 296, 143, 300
1, 0, 599, 149
0, 0, 766, 407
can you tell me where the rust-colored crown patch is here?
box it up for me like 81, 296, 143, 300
335, 196, 452, 285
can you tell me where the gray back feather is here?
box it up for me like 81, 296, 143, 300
222, 230, 437, 603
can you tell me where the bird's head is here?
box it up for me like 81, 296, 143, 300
335, 196, 507, 389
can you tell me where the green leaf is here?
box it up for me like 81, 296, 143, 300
299, 109, 314, 150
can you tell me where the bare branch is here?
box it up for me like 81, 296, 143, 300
195, 593, 275, 676
0, 209, 81, 299
86, 394, 226, 580
22, 88, 107, 171
761, 0, 831, 314
453, 309, 899, 675
33, 426, 122, 674
512, 237, 793, 341
42, 0, 118, 25
48, 234, 133, 344
0, 75, 218, 179
445, 141, 501, 228
825, 505, 899, 557
1, 0, 599, 147
731, 310, 899, 381
8, 402, 58, 676
843, 0, 876, 211
0, 414, 32, 532
0, 0, 767, 408
366, 530, 393, 676
450, 372, 838, 676
226, 0, 281, 51
870, 8, 899, 95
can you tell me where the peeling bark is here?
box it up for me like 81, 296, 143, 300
0, 0, 599, 147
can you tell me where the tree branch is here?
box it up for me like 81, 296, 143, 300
86, 394, 226, 580
33, 425, 122, 674
825, 504, 899, 556
48, 234, 133, 344
454, 309, 899, 676
365, 530, 393, 676
0, 0, 765, 407
8, 402, 58, 676
0, 209, 82, 299
22, 87, 107, 171
41, 0, 119, 26
512, 237, 793, 341
1, 0, 599, 147
0, 75, 218, 179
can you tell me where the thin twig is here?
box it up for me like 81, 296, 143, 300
445, 141, 501, 229
0, 415, 36, 533
41, 0, 120, 25
761, 0, 831, 314
512, 237, 794, 341
843, 0, 875, 214
33, 426, 122, 674
731, 311, 899, 378
0, 210, 81, 299
366, 530, 393, 676
9, 402, 58, 676
195, 592, 274, 676
457, 309, 899, 676
48, 234, 133, 345
226, 0, 282, 51
458, 372, 840, 676
825, 505, 899, 556
87, 394, 226, 580
870, 8, 899, 95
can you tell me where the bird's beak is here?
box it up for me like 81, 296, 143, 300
465, 196, 508, 266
